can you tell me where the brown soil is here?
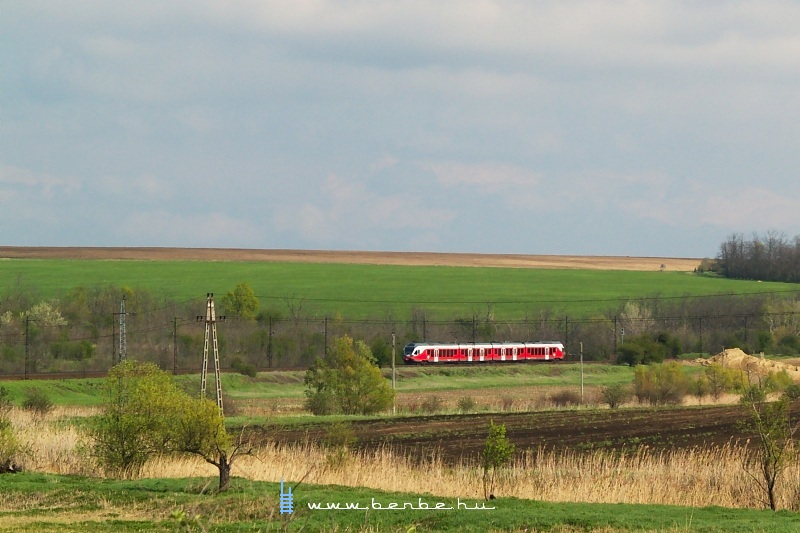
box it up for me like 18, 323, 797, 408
0, 246, 701, 271
251, 403, 784, 463
693, 348, 800, 382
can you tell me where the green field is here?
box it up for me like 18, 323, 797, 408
2, 258, 797, 318
0, 474, 797, 532
0, 363, 638, 409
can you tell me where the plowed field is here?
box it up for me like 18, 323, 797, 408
253, 403, 791, 462
0, 246, 700, 271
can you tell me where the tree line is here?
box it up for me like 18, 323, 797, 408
2, 280, 800, 376
713, 232, 800, 283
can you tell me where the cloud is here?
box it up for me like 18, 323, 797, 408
628, 185, 800, 232
427, 161, 544, 208
272, 172, 455, 246
122, 210, 260, 247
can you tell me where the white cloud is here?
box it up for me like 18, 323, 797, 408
272, 173, 455, 246
427, 162, 544, 208
122, 210, 260, 246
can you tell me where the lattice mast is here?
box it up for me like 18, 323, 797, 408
199, 293, 224, 414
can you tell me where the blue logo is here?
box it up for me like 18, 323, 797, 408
279, 480, 294, 514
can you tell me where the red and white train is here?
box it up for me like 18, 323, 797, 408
403, 341, 565, 364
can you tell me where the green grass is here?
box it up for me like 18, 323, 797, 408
0, 378, 106, 407
0, 473, 798, 532
0, 364, 638, 409
3, 258, 797, 319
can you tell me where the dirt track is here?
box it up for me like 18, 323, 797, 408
0, 247, 701, 271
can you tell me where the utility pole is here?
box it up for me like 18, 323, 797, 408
119, 296, 127, 361
173, 317, 178, 375
391, 331, 396, 416
24, 315, 29, 380
580, 341, 584, 405
198, 293, 225, 415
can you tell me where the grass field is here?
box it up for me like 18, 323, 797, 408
3, 473, 799, 532
2, 258, 797, 318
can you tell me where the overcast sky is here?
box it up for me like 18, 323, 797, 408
3, 1, 800, 258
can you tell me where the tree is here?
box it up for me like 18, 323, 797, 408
739, 394, 797, 510
481, 420, 515, 500
601, 384, 629, 409
220, 283, 259, 320
92, 360, 249, 491
304, 335, 395, 415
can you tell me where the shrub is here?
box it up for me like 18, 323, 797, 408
633, 362, 689, 406
783, 383, 800, 401
0, 387, 12, 413
21, 388, 53, 416
740, 385, 766, 405
549, 389, 581, 407
421, 395, 444, 414
230, 357, 257, 378
457, 396, 477, 413
304, 390, 339, 416
0, 416, 22, 473
601, 384, 629, 409
500, 395, 515, 411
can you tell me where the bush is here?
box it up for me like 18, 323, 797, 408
549, 390, 581, 407
0, 387, 12, 413
783, 383, 800, 401
21, 388, 53, 416
740, 385, 766, 405
0, 416, 22, 473
500, 395, 515, 411
230, 357, 257, 378
304, 390, 339, 416
457, 396, 477, 413
633, 362, 689, 406
601, 384, 629, 408
421, 395, 444, 414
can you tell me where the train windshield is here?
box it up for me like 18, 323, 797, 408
404, 343, 417, 356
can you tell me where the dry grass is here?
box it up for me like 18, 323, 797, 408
7, 407, 799, 511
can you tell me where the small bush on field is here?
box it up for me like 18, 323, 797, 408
783, 383, 800, 401
421, 395, 444, 414
0, 387, 12, 413
501, 395, 515, 411
764, 370, 793, 392
549, 390, 581, 407
601, 384, 629, 408
633, 362, 689, 406
230, 356, 258, 378
324, 422, 356, 471
0, 417, 22, 473
21, 387, 53, 416
305, 390, 339, 416
458, 396, 477, 413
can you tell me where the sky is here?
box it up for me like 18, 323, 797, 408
3, 1, 800, 258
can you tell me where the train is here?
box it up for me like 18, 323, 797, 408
403, 341, 565, 364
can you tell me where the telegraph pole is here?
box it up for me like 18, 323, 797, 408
391, 332, 396, 416
580, 342, 584, 405
119, 296, 127, 361
173, 317, 178, 375
24, 316, 30, 380
198, 293, 225, 415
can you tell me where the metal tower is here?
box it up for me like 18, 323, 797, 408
119, 296, 127, 361
198, 293, 224, 414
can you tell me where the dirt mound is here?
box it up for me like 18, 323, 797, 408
695, 348, 800, 382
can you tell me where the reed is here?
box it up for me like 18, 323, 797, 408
9, 407, 800, 511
